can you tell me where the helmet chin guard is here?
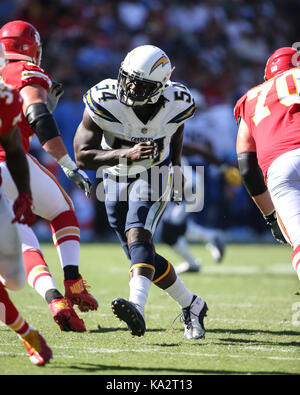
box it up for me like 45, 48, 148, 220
117, 45, 174, 107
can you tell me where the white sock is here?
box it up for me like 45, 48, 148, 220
34, 276, 58, 300
129, 275, 152, 317
164, 277, 194, 308
56, 240, 80, 269
173, 237, 199, 267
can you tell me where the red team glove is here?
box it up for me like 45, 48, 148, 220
12, 192, 36, 226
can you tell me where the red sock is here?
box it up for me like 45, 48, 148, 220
23, 249, 58, 300
23, 250, 52, 288
49, 210, 80, 268
0, 283, 30, 336
50, 210, 80, 247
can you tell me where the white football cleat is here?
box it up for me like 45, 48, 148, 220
206, 235, 225, 263
182, 295, 208, 340
175, 260, 202, 274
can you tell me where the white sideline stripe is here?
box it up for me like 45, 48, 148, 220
201, 263, 294, 275
0, 346, 299, 362
244, 346, 300, 354
0, 351, 74, 359
48, 347, 300, 362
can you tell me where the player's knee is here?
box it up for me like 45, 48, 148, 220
152, 254, 170, 282
129, 240, 155, 273
127, 227, 152, 245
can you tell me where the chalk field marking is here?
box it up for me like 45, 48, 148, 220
0, 344, 299, 362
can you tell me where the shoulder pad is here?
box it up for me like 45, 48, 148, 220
20, 62, 52, 90
84, 79, 121, 123
164, 82, 196, 124
234, 93, 247, 123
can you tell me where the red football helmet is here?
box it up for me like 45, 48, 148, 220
264, 47, 298, 81
0, 20, 42, 66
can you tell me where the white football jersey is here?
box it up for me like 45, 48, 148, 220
83, 78, 195, 176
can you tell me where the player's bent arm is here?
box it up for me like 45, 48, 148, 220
170, 124, 184, 167
0, 126, 31, 195
74, 110, 154, 170
21, 84, 67, 161
236, 118, 269, 205
236, 117, 287, 244
21, 84, 92, 196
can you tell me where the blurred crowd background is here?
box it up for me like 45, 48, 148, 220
1, 0, 299, 243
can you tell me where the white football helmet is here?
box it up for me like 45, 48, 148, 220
0, 42, 7, 69
117, 45, 174, 107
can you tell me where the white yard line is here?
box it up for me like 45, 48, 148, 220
0, 344, 299, 363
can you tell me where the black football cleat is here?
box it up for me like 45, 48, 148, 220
111, 298, 146, 337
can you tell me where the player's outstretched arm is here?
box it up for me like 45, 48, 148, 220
237, 118, 287, 244
21, 84, 92, 197
74, 109, 154, 170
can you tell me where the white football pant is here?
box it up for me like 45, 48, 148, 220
267, 147, 300, 248
0, 154, 74, 253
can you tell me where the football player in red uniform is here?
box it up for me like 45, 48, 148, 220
0, 42, 52, 365
0, 20, 98, 332
235, 46, 300, 281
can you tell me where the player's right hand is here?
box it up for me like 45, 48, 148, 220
63, 167, 92, 198
264, 210, 288, 244
12, 192, 36, 226
47, 81, 64, 113
126, 142, 154, 162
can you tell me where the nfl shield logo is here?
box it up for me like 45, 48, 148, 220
141, 128, 148, 134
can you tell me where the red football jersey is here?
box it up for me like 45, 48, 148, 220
0, 81, 22, 136
0, 61, 52, 161
234, 67, 300, 180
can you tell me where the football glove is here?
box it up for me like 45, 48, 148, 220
220, 165, 242, 187
58, 154, 92, 198
263, 210, 288, 244
47, 81, 64, 113
64, 168, 92, 198
12, 192, 36, 226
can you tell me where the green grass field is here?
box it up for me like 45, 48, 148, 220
0, 243, 299, 375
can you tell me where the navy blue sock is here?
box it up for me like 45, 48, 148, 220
129, 241, 155, 271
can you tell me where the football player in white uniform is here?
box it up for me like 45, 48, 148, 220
74, 45, 208, 339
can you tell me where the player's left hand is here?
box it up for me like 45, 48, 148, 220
47, 81, 64, 113
264, 211, 288, 244
12, 192, 36, 226
63, 167, 92, 198
220, 165, 242, 187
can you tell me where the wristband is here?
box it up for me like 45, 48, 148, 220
263, 210, 276, 223
58, 154, 77, 171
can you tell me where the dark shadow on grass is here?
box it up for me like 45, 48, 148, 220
150, 343, 181, 347
49, 362, 297, 375
208, 328, 300, 337
217, 338, 300, 348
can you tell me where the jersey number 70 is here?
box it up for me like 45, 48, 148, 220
247, 68, 300, 126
